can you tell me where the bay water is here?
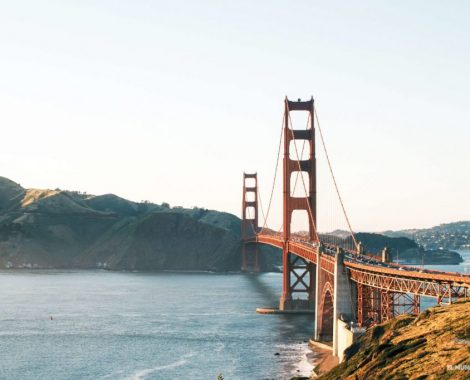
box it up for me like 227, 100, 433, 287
1, 250, 469, 379
0, 270, 314, 380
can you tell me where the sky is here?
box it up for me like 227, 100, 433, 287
0, 0, 469, 232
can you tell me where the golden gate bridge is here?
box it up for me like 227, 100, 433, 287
241, 97, 470, 358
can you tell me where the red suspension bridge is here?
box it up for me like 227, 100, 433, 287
241, 97, 470, 357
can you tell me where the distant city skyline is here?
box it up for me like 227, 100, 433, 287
1, 1, 469, 232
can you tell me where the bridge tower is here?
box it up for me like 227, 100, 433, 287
241, 173, 260, 272
279, 97, 317, 310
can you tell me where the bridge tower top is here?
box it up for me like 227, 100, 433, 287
283, 96, 317, 242
241, 172, 259, 240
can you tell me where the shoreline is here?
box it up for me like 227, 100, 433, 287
286, 339, 339, 379
308, 340, 339, 377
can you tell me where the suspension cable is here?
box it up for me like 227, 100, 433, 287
246, 203, 256, 235
258, 112, 285, 235
258, 188, 267, 230
314, 107, 359, 250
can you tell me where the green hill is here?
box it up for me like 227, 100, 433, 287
0, 177, 25, 211
0, 176, 281, 271
384, 221, 470, 250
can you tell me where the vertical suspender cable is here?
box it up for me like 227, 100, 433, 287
258, 113, 285, 235
314, 108, 359, 251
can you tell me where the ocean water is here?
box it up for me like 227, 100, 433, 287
1, 250, 469, 380
0, 270, 315, 380
419, 249, 470, 310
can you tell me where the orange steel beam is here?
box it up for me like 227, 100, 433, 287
254, 234, 320, 264
345, 261, 470, 286
347, 267, 469, 302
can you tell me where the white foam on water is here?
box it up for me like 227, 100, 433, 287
215, 342, 225, 352
128, 353, 194, 380
273, 342, 315, 378
291, 344, 315, 378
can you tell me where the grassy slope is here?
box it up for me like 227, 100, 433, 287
0, 177, 257, 271
320, 300, 470, 380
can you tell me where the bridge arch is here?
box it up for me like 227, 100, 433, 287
318, 282, 334, 341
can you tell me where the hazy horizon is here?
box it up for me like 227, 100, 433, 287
1, 1, 469, 231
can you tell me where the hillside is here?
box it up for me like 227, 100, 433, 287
384, 221, 470, 250
319, 299, 470, 380
321, 232, 463, 265
0, 176, 280, 271
354, 232, 463, 265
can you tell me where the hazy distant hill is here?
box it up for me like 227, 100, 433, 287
317, 231, 462, 264
353, 232, 462, 264
383, 221, 470, 250
0, 176, 280, 271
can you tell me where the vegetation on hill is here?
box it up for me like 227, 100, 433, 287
354, 232, 463, 264
0, 176, 280, 271
384, 221, 470, 250
319, 299, 470, 380
354, 232, 418, 252
0, 177, 25, 211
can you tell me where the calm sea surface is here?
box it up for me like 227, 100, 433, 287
0, 270, 314, 380
1, 250, 469, 380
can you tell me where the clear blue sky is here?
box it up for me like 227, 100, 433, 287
0, 1, 469, 231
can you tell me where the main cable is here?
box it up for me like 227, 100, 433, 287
258, 112, 285, 235
314, 107, 359, 250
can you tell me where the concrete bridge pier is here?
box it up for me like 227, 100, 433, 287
332, 249, 355, 357
313, 248, 355, 358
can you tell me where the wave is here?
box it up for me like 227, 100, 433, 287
293, 343, 315, 376
128, 353, 194, 380
215, 342, 225, 352
273, 342, 315, 378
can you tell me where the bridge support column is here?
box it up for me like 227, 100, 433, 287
280, 97, 317, 311
279, 246, 316, 310
280, 247, 292, 309
380, 290, 394, 322
241, 173, 260, 272
314, 247, 321, 340
333, 249, 354, 357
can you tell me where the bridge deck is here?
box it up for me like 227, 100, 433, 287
248, 234, 470, 295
